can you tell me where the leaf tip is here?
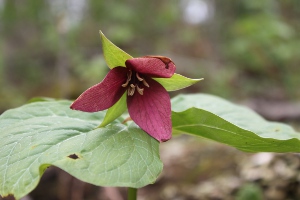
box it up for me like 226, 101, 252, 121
98, 122, 106, 128
195, 78, 204, 82
99, 30, 107, 43
99, 30, 104, 36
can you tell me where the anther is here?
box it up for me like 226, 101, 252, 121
122, 81, 129, 87
130, 84, 135, 88
136, 73, 143, 81
128, 84, 136, 96
136, 85, 144, 95
142, 79, 150, 87
122, 70, 132, 87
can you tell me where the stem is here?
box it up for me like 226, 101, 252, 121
128, 187, 137, 200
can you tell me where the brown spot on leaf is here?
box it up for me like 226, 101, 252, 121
1, 194, 16, 200
68, 154, 79, 160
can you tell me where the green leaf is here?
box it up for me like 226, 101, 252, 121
0, 101, 162, 199
99, 92, 127, 127
27, 97, 57, 103
100, 30, 133, 68
154, 73, 203, 91
171, 94, 300, 152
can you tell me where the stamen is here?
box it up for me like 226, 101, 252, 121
128, 84, 136, 96
128, 70, 132, 79
142, 79, 150, 87
122, 70, 132, 87
136, 73, 144, 81
128, 87, 134, 96
136, 85, 144, 95
123, 70, 150, 96
122, 82, 129, 87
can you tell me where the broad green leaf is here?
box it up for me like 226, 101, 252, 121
0, 101, 162, 199
154, 73, 203, 91
99, 92, 127, 127
100, 31, 133, 68
171, 94, 300, 152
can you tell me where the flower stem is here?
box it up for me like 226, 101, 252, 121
128, 187, 137, 200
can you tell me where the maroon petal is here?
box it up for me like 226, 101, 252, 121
125, 56, 176, 78
71, 67, 128, 112
127, 78, 172, 142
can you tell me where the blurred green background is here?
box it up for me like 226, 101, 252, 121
1, 0, 299, 113
1, 1, 300, 199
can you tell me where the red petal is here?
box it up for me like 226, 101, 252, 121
125, 56, 176, 78
127, 78, 172, 142
71, 67, 128, 112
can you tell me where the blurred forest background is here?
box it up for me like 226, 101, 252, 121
1, 0, 300, 200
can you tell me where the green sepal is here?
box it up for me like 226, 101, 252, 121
100, 30, 133, 69
100, 31, 201, 92
154, 73, 203, 91
99, 92, 127, 127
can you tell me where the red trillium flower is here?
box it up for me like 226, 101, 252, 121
70, 56, 176, 142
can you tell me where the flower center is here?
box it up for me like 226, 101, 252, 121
122, 70, 150, 96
